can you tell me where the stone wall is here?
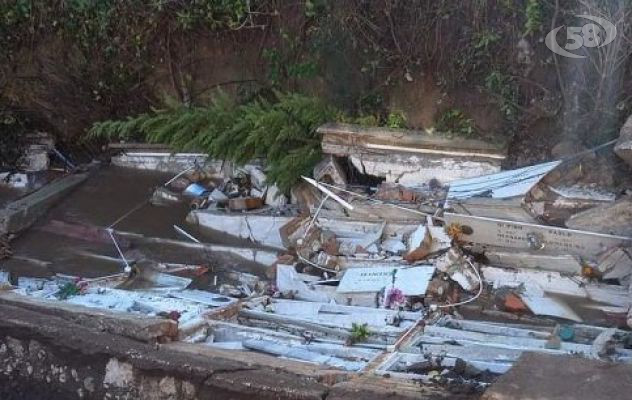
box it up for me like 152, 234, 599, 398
0, 302, 330, 400
0, 299, 450, 400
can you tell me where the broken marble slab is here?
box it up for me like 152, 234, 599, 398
111, 151, 211, 173
375, 351, 511, 380
405, 220, 452, 262
484, 249, 584, 275
276, 264, 332, 303
381, 238, 407, 254
444, 213, 632, 260
524, 154, 619, 226
336, 265, 435, 297
168, 289, 237, 307
316, 216, 418, 242
390, 318, 632, 382
243, 339, 366, 371
187, 209, 293, 250
64, 288, 209, 324
319, 123, 506, 184
433, 248, 481, 292
597, 248, 632, 282
566, 197, 632, 237
518, 282, 582, 322
448, 197, 538, 223
203, 320, 380, 370
313, 155, 348, 186
482, 266, 630, 308
259, 299, 421, 338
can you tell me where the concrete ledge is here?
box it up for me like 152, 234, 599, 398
0, 292, 177, 343
0, 173, 88, 235
0, 302, 329, 399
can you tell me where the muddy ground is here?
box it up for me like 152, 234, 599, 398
2, 166, 267, 285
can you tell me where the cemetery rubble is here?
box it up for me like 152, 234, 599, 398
3, 122, 632, 397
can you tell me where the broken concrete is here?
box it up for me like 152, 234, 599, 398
313, 155, 347, 186
318, 123, 505, 183
444, 213, 632, 260
187, 209, 294, 250
483, 352, 632, 400
0, 302, 338, 400
566, 197, 632, 236
111, 152, 211, 173
615, 113, 632, 168
7, 132, 632, 400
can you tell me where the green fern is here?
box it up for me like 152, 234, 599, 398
89, 92, 336, 192
524, 0, 542, 36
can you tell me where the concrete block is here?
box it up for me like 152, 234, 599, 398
0, 173, 88, 235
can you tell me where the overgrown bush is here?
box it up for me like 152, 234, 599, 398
435, 108, 478, 138
90, 92, 337, 192
524, 0, 543, 36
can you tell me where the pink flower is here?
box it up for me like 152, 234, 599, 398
385, 287, 405, 309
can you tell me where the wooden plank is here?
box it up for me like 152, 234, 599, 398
228, 197, 264, 211
444, 212, 632, 259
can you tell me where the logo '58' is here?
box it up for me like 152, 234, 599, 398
545, 15, 617, 58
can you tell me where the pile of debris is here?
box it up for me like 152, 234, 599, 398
0, 132, 78, 193
4, 122, 632, 394
151, 163, 291, 212
107, 124, 632, 385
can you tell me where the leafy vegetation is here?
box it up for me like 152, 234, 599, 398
484, 71, 520, 135
435, 109, 478, 138
524, 0, 543, 36
348, 323, 371, 345
386, 111, 407, 129
2, 0, 623, 160
56, 281, 83, 300
90, 92, 336, 192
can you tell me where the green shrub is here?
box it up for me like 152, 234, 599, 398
348, 323, 371, 345
386, 111, 407, 129
524, 0, 542, 36
435, 108, 478, 138
90, 92, 336, 193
